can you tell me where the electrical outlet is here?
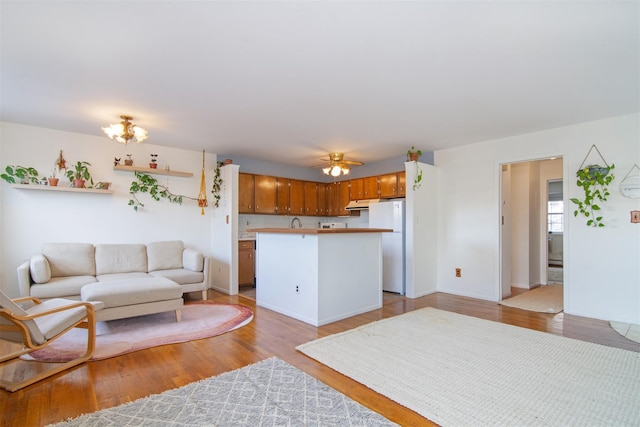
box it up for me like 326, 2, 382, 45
295, 285, 300, 293
455, 268, 462, 278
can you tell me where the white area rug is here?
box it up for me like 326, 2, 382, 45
297, 307, 640, 427
499, 284, 563, 313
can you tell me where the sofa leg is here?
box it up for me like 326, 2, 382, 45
175, 310, 182, 322
201, 290, 207, 300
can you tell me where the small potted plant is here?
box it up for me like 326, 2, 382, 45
149, 154, 158, 169
1, 165, 39, 184
65, 161, 92, 188
48, 168, 59, 187
124, 154, 133, 166
407, 146, 422, 162
95, 181, 111, 190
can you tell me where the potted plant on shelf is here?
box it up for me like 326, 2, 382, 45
65, 161, 92, 188
407, 146, 422, 162
570, 163, 615, 227
0, 165, 39, 184
124, 154, 133, 166
48, 168, 59, 187
149, 154, 158, 169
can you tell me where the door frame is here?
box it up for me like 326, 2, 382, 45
498, 155, 565, 301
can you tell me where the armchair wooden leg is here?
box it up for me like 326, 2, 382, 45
175, 310, 182, 322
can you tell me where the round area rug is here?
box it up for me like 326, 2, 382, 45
25, 302, 253, 362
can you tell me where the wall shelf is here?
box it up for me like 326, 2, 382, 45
113, 165, 193, 178
10, 184, 113, 194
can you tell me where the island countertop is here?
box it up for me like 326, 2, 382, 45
247, 227, 392, 235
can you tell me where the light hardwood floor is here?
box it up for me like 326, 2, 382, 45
1, 289, 638, 426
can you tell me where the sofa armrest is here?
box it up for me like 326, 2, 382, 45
17, 260, 32, 297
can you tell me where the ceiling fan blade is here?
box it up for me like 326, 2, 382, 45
343, 160, 364, 166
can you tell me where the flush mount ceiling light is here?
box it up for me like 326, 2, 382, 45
102, 115, 148, 145
318, 152, 363, 177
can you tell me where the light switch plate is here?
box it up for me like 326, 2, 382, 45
631, 211, 640, 223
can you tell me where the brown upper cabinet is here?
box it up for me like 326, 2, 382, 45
349, 179, 364, 200
289, 179, 305, 215
254, 175, 277, 213
337, 181, 350, 216
317, 183, 328, 216
363, 176, 380, 199
239, 173, 255, 213
276, 178, 290, 215
380, 173, 398, 198
304, 181, 318, 216
398, 171, 406, 197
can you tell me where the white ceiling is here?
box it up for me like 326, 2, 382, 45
1, 1, 638, 168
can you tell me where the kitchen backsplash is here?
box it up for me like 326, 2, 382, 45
239, 212, 369, 236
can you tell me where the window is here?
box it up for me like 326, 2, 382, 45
547, 200, 564, 233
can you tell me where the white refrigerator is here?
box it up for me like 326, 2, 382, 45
369, 200, 405, 294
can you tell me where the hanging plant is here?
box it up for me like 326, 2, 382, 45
570, 145, 615, 227
211, 161, 224, 207
128, 171, 195, 211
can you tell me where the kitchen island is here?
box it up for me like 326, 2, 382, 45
247, 228, 391, 326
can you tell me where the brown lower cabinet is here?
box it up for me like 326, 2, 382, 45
238, 240, 255, 286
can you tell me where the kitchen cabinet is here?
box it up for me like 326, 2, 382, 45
380, 173, 398, 198
337, 181, 350, 216
276, 178, 290, 215
239, 173, 255, 213
398, 171, 406, 196
238, 240, 255, 286
254, 175, 277, 214
304, 181, 318, 215
289, 179, 305, 215
349, 179, 364, 200
317, 183, 328, 216
363, 176, 380, 199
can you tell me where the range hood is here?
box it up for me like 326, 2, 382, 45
345, 199, 380, 210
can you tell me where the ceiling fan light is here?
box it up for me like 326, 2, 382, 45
322, 166, 332, 175
341, 166, 350, 175
330, 165, 342, 177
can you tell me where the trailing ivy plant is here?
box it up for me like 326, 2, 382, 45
570, 164, 615, 227
210, 161, 224, 207
128, 171, 194, 211
1, 165, 39, 184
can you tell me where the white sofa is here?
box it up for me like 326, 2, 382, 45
17, 241, 209, 321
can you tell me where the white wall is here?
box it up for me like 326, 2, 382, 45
435, 113, 640, 324
0, 122, 218, 297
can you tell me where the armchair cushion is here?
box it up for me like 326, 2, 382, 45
30, 255, 51, 284
147, 241, 184, 271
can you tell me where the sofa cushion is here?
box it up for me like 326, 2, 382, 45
81, 277, 182, 308
150, 269, 204, 285
147, 241, 184, 271
42, 243, 96, 277
182, 248, 204, 272
97, 272, 150, 282
30, 276, 97, 299
30, 254, 51, 284
95, 244, 147, 275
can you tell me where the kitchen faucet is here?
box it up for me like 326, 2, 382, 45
291, 217, 302, 229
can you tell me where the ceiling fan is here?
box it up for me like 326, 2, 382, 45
315, 152, 364, 177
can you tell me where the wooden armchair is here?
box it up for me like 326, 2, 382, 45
0, 290, 98, 392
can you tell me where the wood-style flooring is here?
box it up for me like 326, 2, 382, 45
1, 289, 638, 426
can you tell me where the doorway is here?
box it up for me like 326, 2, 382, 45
546, 179, 564, 284
499, 157, 564, 302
